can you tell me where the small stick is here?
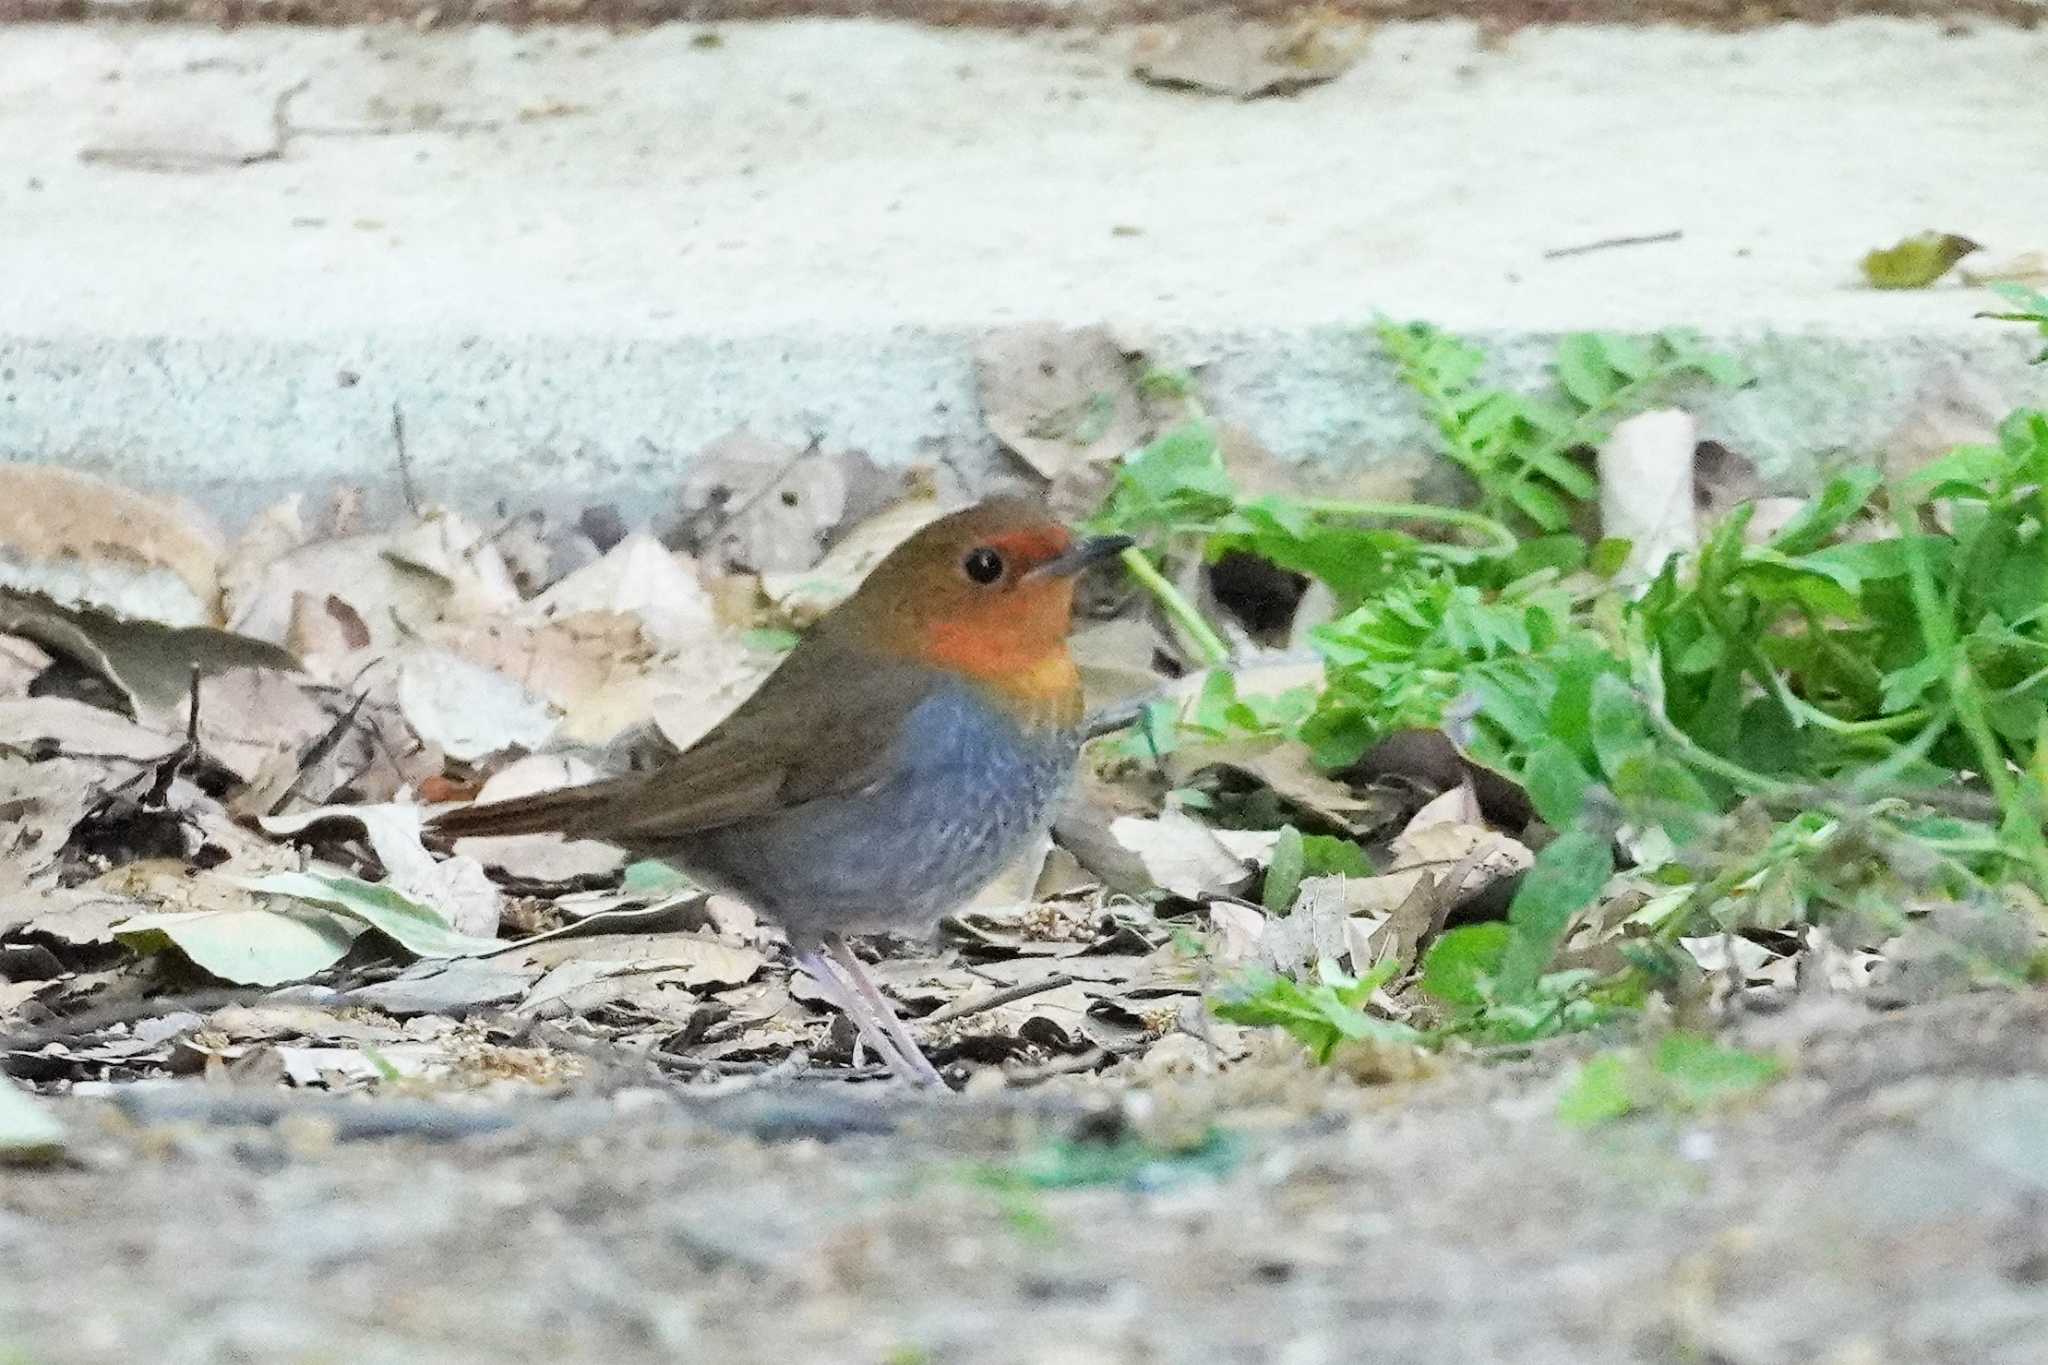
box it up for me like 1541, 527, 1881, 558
1543, 230, 1683, 260
917, 973, 1076, 1030
391, 402, 423, 519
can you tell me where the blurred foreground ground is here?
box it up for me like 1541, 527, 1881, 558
7, 990, 2048, 1364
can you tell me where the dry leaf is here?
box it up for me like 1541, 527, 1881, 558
1132, 15, 1361, 100
394, 648, 557, 763
759, 495, 948, 625
1166, 735, 1374, 833
451, 755, 626, 884
973, 326, 1149, 518
225, 512, 516, 653
528, 535, 717, 652
1110, 808, 1258, 898
0, 590, 300, 726
261, 802, 503, 938
0, 465, 224, 625
674, 432, 870, 573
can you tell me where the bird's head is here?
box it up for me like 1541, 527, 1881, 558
829, 496, 1131, 725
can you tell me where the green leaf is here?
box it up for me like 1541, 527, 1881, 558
622, 860, 696, 895
1418, 922, 1512, 1007
1508, 480, 1573, 533
1766, 467, 1882, 555
0, 1079, 66, 1163
1651, 1033, 1782, 1107
1860, 231, 1980, 289
1212, 959, 1419, 1063
1555, 334, 1621, 408
236, 871, 504, 958
1556, 1054, 1636, 1127
115, 906, 362, 986
1557, 1034, 1782, 1127
1587, 673, 1649, 780
1495, 828, 1614, 1001
1263, 825, 1307, 913
1103, 421, 1234, 528
1522, 738, 1594, 829
1589, 537, 1634, 578
1300, 835, 1372, 879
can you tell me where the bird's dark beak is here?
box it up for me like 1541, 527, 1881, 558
1028, 534, 1135, 581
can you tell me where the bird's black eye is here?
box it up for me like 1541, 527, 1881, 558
962, 547, 1005, 584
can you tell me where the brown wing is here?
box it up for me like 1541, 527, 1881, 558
428, 633, 935, 848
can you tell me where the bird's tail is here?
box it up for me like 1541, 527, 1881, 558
427, 774, 636, 840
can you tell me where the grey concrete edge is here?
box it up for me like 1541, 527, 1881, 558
4, 323, 2045, 529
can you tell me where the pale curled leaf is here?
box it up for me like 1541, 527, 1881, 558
115, 906, 363, 986
235, 870, 504, 958
1111, 809, 1261, 899
262, 802, 503, 937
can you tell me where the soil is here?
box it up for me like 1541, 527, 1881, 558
6, 989, 2048, 1364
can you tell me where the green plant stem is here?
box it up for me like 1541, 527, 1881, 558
1892, 493, 2048, 892
1294, 498, 1521, 558
1119, 545, 1231, 666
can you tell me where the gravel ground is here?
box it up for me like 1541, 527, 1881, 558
6, 990, 2048, 1364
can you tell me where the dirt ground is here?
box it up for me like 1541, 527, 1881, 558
5, 989, 2047, 1364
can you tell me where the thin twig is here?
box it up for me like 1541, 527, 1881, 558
0, 987, 286, 1052
917, 973, 1076, 1030
260, 689, 372, 815
1542, 230, 1683, 260
391, 402, 423, 519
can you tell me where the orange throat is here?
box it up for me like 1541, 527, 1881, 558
921, 614, 1084, 730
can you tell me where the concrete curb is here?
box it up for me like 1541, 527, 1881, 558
4, 18, 2046, 524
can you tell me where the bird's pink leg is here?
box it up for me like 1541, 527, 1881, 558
794, 946, 939, 1087
823, 933, 946, 1089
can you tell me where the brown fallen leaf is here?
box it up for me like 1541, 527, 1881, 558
224, 511, 518, 655
0, 465, 225, 625
1110, 808, 1263, 899
1132, 15, 1362, 100
527, 534, 717, 652
1165, 734, 1377, 834
974, 326, 1150, 518
674, 432, 886, 574
0, 590, 300, 726
512, 931, 766, 991
758, 495, 949, 626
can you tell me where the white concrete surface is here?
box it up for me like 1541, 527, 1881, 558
2, 18, 2045, 521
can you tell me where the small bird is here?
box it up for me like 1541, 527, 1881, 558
430, 496, 1130, 1087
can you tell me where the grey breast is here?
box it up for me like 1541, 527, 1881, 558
672, 680, 1078, 939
